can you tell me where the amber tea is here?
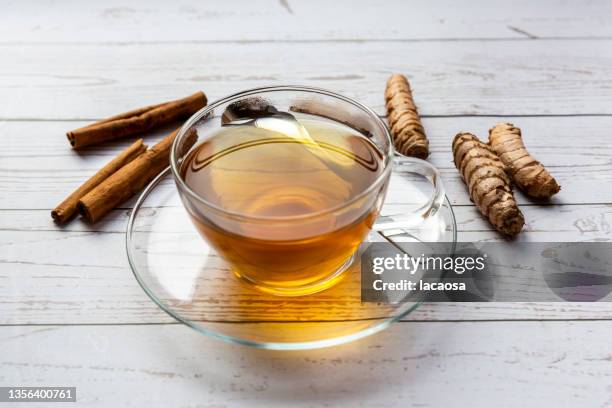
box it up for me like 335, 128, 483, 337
180, 112, 386, 296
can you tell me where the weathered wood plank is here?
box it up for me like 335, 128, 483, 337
3, 162, 605, 208
2, 204, 610, 238
0, 40, 611, 119
1, 116, 608, 209
1, 322, 611, 407
1, 202, 611, 325
3, 0, 612, 43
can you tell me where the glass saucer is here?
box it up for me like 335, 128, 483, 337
126, 167, 457, 350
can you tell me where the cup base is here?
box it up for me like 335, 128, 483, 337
232, 253, 356, 297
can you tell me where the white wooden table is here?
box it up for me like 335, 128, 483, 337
2, 1, 612, 406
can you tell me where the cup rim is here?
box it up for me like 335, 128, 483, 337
170, 85, 393, 222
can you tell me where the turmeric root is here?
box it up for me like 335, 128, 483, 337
488, 123, 560, 199
384, 74, 429, 159
453, 132, 524, 236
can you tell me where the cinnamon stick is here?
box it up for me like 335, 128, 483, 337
77, 128, 196, 223
66, 91, 206, 149
51, 139, 147, 224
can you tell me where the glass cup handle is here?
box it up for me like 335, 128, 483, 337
373, 155, 446, 232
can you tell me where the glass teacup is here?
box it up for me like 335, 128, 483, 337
171, 86, 444, 296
